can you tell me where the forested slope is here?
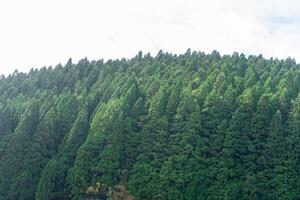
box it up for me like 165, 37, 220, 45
0, 50, 300, 200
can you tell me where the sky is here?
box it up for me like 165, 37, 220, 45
0, 0, 300, 75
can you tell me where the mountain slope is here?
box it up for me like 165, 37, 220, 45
0, 50, 300, 199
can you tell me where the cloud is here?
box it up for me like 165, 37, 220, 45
0, 0, 300, 75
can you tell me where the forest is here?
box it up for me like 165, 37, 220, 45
0, 50, 300, 200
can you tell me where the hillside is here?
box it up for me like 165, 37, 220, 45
0, 50, 300, 200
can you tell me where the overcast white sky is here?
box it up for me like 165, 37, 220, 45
0, 0, 300, 75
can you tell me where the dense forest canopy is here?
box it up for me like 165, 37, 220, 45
0, 50, 300, 200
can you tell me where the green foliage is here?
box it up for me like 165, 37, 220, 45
0, 51, 299, 199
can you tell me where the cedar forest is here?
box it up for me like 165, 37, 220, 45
0, 50, 300, 200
